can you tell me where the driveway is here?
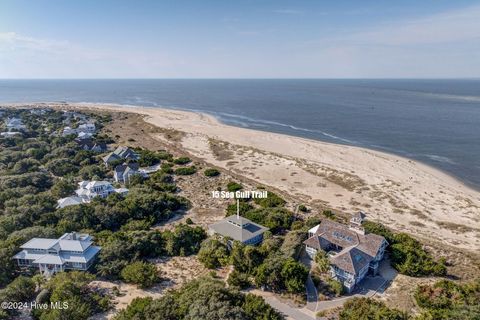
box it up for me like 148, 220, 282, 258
299, 252, 319, 312
249, 289, 317, 320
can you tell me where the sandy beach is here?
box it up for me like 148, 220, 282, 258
5, 102, 480, 252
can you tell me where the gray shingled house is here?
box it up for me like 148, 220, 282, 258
208, 215, 268, 245
103, 146, 139, 165
304, 212, 387, 293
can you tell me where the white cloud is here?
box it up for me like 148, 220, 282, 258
0, 32, 69, 53
0, 32, 187, 78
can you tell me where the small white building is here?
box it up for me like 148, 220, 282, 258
5, 117, 26, 131
56, 196, 89, 209
30, 109, 49, 115
75, 181, 128, 200
13, 232, 101, 276
78, 122, 96, 133
62, 122, 96, 139
1, 132, 22, 137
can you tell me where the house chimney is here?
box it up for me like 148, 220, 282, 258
71, 232, 77, 240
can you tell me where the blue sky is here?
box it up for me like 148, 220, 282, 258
1, 0, 479, 78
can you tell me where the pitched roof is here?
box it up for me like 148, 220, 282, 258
103, 152, 121, 163
209, 215, 268, 243
78, 181, 112, 190
114, 163, 139, 174
33, 255, 64, 265
303, 218, 387, 275
356, 233, 386, 258
21, 238, 58, 250
58, 239, 92, 251
113, 146, 137, 158
313, 219, 361, 248
330, 247, 372, 275
57, 196, 85, 209
304, 235, 322, 250
352, 211, 366, 220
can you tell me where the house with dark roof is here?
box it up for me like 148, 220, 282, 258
103, 146, 139, 165
13, 232, 101, 276
75, 138, 107, 152
208, 215, 268, 245
114, 162, 143, 183
304, 212, 387, 293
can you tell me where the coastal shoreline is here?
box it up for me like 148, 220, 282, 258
3, 101, 480, 251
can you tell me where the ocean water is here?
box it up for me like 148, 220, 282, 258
0, 79, 479, 189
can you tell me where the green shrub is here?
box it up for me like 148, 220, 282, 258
121, 261, 159, 288
174, 166, 197, 175
160, 163, 174, 174
340, 297, 407, 320
290, 220, 304, 230
391, 233, 446, 277
321, 210, 335, 219
253, 191, 286, 208
314, 250, 330, 273
227, 181, 243, 192
326, 278, 344, 297
414, 279, 480, 311
364, 221, 446, 277
227, 270, 251, 289
197, 238, 230, 269
298, 204, 308, 212
173, 157, 191, 165
204, 168, 220, 177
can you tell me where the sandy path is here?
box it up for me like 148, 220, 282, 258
6, 102, 480, 251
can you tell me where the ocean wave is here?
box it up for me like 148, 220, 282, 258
419, 92, 480, 102
212, 111, 357, 144
424, 154, 457, 165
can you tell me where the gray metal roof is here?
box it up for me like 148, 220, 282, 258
21, 238, 58, 250
209, 215, 268, 243
14, 233, 101, 266
34, 254, 64, 265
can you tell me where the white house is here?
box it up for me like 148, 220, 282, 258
75, 181, 128, 200
5, 117, 26, 131
77, 131, 93, 140
304, 212, 388, 293
78, 122, 96, 133
13, 232, 101, 275
62, 122, 96, 139
1, 132, 22, 137
56, 196, 89, 209
30, 109, 49, 115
